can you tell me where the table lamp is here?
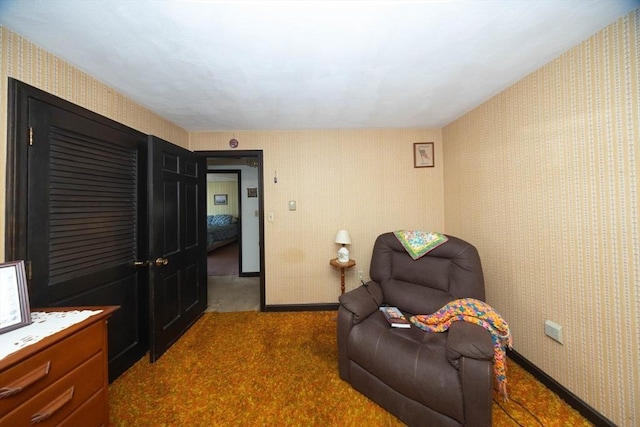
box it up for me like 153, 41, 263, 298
334, 230, 351, 263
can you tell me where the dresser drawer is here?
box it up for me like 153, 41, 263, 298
59, 389, 106, 427
0, 321, 102, 416
1, 352, 104, 426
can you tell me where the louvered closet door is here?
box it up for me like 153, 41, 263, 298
27, 98, 148, 381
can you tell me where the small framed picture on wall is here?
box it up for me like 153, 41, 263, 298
214, 194, 228, 205
414, 142, 434, 168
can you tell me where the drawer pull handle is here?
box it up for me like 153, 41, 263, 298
0, 361, 51, 398
30, 386, 74, 424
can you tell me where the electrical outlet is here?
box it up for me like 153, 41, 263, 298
544, 320, 564, 344
358, 271, 363, 280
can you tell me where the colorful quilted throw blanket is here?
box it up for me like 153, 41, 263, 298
393, 231, 448, 260
410, 298, 512, 399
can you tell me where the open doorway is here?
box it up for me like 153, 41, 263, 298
200, 151, 265, 312
205, 170, 241, 276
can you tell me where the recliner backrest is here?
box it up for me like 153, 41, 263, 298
369, 232, 485, 314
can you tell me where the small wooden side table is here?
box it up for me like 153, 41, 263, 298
330, 258, 356, 295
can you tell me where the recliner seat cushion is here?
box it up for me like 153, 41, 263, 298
348, 313, 464, 423
382, 278, 456, 316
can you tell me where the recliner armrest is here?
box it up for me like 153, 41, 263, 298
446, 321, 494, 368
338, 281, 382, 324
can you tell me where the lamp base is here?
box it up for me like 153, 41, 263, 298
337, 246, 350, 263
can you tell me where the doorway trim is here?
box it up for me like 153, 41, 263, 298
198, 150, 264, 312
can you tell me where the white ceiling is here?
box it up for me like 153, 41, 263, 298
1, 1, 637, 131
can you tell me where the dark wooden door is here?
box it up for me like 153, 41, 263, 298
21, 89, 149, 381
148, 135, 207, 362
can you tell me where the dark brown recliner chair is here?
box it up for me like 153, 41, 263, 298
337, 232, 495, 427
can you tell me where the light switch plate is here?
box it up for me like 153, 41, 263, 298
288, 200, 296, 211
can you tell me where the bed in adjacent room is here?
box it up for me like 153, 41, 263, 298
207, 214, 239, 251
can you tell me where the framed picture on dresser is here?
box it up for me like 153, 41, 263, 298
0, 260, 31, 334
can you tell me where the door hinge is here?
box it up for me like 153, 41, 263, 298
29, 127, 33, 146
26, 261, 32, 280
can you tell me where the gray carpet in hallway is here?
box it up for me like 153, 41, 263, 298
206, 276, 260, 312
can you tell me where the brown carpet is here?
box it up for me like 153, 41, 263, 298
207, 241, 239, 276
109, 311, 591, 426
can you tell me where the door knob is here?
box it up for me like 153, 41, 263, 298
135, 258, 169, 267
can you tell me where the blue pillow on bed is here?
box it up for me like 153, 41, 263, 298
208, 214, 233, 226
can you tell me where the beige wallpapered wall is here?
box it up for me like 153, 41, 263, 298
0, 27, 189, 260
443, 11, 638, 427
190, 129, 444, 303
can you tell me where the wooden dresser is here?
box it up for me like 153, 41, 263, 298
0, 306, 118, 427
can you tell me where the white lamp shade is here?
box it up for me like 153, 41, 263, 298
334, 230, 351, 245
